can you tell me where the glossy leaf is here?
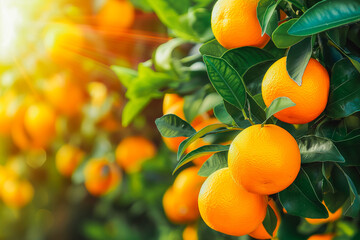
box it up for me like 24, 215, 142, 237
263, 205, 278, 236
203, 56, 247, 110
221, 47, 274, 76
326, 59, 360, 118
272, 19, 306, 48
243, 60, 275, 96
264, 97, 296, 123
177, 123, 228, 159
198, 151, 228, 177
279, 168, 329, 218
199, 39, 227, 57
288, 0, 360, 36
298, 136, 345, 164
224, 101, 252, 128
213, 103, 233, 125
286, 37, 313, 86
257, 0, 281, 36
155, 114, 196, 138
173, 145, 229, 174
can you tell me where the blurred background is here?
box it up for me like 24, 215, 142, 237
0, 0, 182, 239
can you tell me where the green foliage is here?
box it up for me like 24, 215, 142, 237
155, 114, 196, 137
114, 0, 360, 238
263, 204, 278, 236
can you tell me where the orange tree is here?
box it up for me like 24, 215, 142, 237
115, 0, 360, 239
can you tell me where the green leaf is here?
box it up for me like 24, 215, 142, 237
339, 166, 360, 217
126, 64, 173, 99
264, 97, 296, 123
263, 204, 278, 237
122, 97, 151, 127
298, 136, 345, 164
224, 101, 252, 128
326, 59, 360, 118
173, 144, 229, 174
155, 114, 196, 138
154, 38, 186, 71
247, 95, 267, 124
257, 0, 281, 36
203, 56, 247, 110
198, 93, 223, 115
279, 168, 329, 218
323, 163, 349, 213
199, 39, 227, 57
286, 37, 313, 86
288, 0, 360, 36
111, 66, 137, 88
213, 103, 233, 125
243, 60, 275, 96
272, 19, 306, 48
177, 123, 228, 160
221, 47, 274, 76
184, 89, 206, 122
198, 151, 228, 177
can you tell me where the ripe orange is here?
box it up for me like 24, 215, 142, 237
228, 124, 301, 195
44, 74, 85, 116
97, 0, 135, 31
56, 144, 85, 177
84, 158, 121, 196
163, 93, 184, 114
262, 57, 330, 124
211, 0, 270, 49
0, 91, 20, 136
249, 199, 281, 239
24, 103, 57, 148
163, 167, 205, 224
305, 202, 342, 225
198, 168, 267, 236
308, 234, 335, 240
183, 224, 198, 240
116, 136, 156, 173
2, 179, 34, 208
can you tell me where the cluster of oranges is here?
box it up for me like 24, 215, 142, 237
56, 135, 156, 196
0, 0, 141, 207
161, 0, 336, 238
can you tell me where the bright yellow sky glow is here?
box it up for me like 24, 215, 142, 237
0, 0, 25, 63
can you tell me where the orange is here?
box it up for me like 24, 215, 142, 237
24, 103, 56, 148
84, 158, 121, 196
44, 74, 85, 116
262, 57, 330, 124
198, 168, 267, 236
308, 234, 335, 240
211, 0, 270, 49
163, 93, 184, 114
183, 224, 198, 240
249, 199, 281, 239
56, 144, 85, 177
228, 124, 301, 195
305, 202, 342, 224
163, 167, 205, 224
188, 118, 221, 166
0, 91, 20, 136
2, 179, 34, 208
97, 0, 135, 31
88, 82, 108, 107
116, 136, 156, 173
